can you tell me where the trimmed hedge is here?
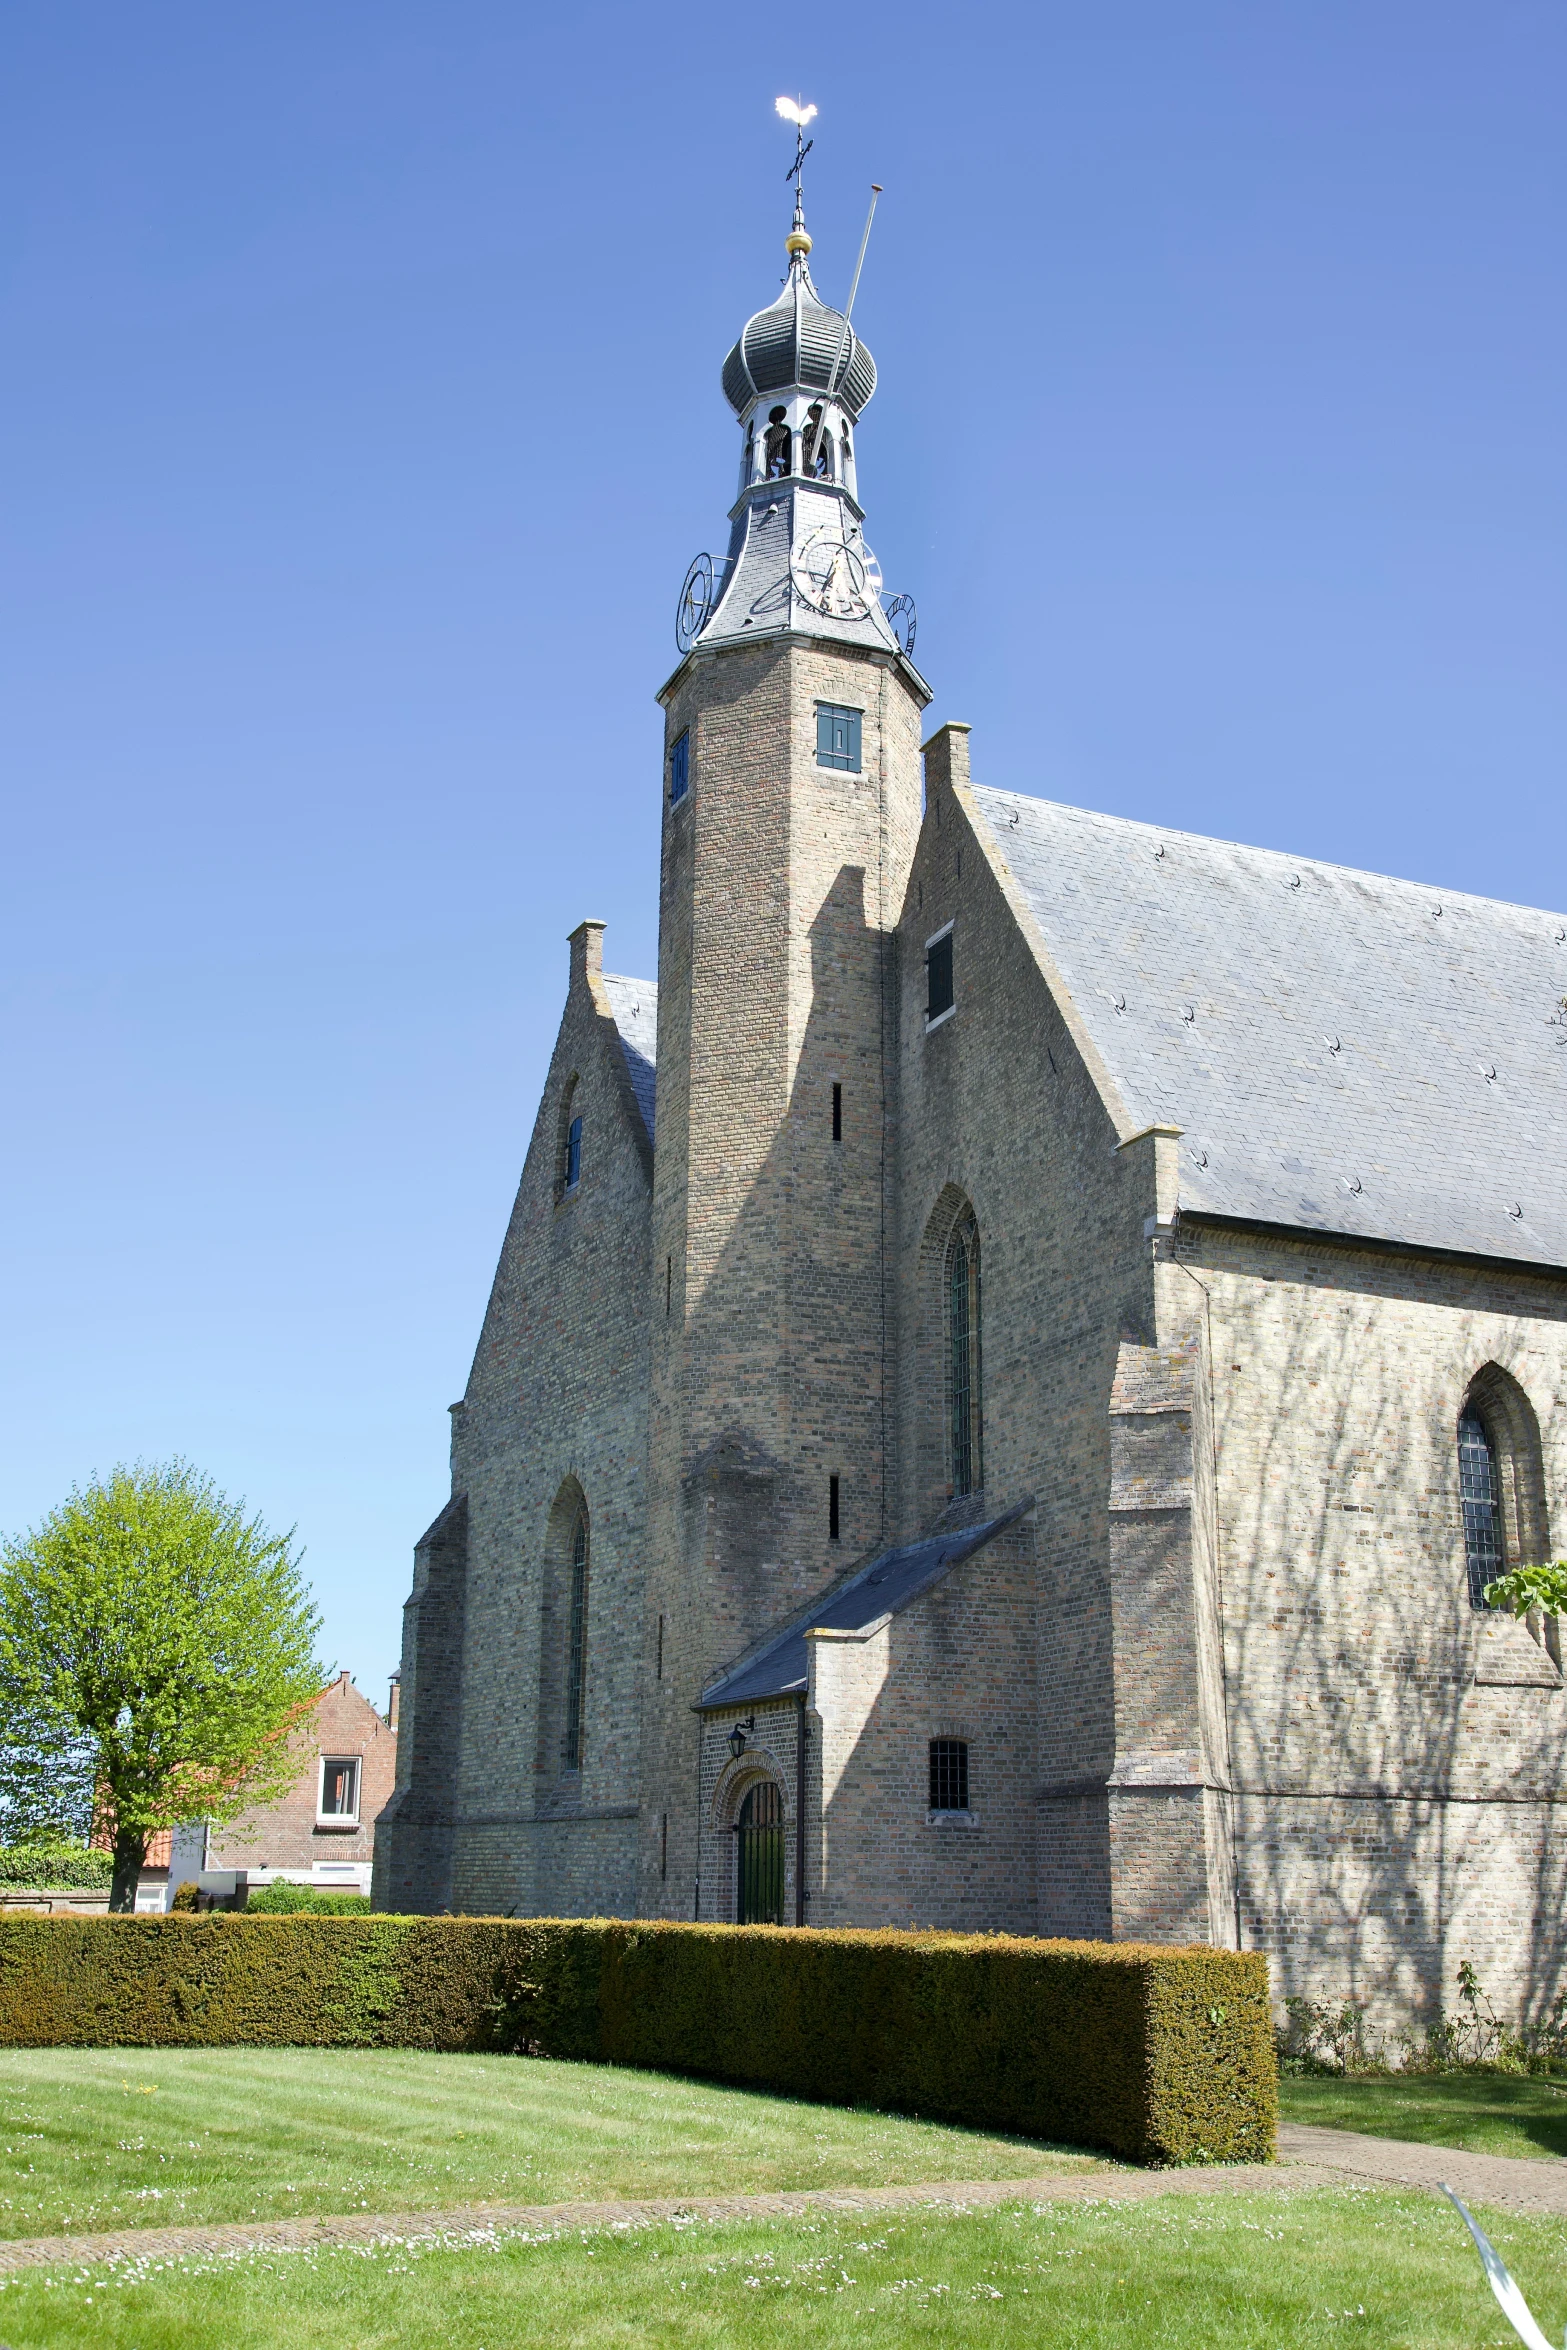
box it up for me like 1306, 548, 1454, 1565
0, 1844, 113, 1890
0, 1917, 1275, 2166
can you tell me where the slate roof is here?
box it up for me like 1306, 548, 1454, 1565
697, 1501, 1033, 1711
697, 479, 901, 659
720, 256, 876, 419
601, 973, 657, 1140
971, 788, 1567, 1272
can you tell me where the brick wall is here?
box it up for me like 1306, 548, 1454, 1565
211, 1674, 396, 1875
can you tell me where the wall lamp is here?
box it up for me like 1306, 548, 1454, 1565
727, 1715, 756, 1764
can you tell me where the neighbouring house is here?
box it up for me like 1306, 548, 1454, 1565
133, 1672, 398, 1909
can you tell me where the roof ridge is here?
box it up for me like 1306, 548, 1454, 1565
971, 784, 1567, 928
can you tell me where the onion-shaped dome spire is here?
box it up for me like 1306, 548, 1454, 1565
721, 207, 877, 420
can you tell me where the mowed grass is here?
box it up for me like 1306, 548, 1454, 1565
0, 2048, 1099, 2239
0, 2185, 1553, 2349
1280, 2068, 1567, 2161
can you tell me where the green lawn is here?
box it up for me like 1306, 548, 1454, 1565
1281, 2067, 1567, 2161
0, 2185, 1554, 2348
0, 2048, 1098, 2240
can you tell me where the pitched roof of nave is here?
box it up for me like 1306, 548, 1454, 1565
600, 973, 657, 1140
971, 787, 1567, 1273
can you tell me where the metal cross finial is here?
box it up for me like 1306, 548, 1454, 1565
775, 95, 817, 209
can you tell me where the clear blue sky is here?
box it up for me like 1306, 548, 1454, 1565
2, 4, 1562, 1702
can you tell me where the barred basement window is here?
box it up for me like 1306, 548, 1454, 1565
929, 1739, 969, 1812
669, 729, 690, 804
816, 702, 862, 773
563, 1511, 589, 1770
947, 1210, 983, 1496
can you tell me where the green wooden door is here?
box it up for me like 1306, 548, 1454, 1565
736, 1779, 784, 1925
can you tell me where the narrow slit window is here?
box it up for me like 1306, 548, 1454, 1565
1459, 1408, 1504, 1609
669, 730, 690, 804
831, 1082, 842, 1141
929, 1739, 969, 1812
926, 930, 954, 1024
563, 1513, 589, 1769
656, 1612, 664, 1680
829, 1474, 840, 1541
815, 703, 862, 773
565, 1114, 583, 1191
947, 1212, 983, 1497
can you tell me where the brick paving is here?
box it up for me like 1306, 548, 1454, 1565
0, 2126, 1561, 2277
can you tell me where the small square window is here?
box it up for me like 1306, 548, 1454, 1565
669, 730, 690, 804
926, 930, 954, 1023
929, 1738, 969, 1812
816, 703, 862, 773
318, 1757, 360, 1824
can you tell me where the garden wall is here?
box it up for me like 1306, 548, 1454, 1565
0, 1916, 1275, 2166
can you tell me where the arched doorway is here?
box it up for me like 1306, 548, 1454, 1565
735, 1778, 784, 1924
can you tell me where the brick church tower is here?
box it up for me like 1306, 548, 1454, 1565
639, 190, 931, 1915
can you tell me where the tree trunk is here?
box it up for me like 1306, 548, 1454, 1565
109, 1828, 148, 1914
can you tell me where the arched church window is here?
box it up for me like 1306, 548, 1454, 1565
1457, 1368, 1550, 1610
947, 1211, 983, 1497
563, 1508, 589, 1769
803, 404, 832, 478
764, 407, 792, 479
735, 1777, 784, 1923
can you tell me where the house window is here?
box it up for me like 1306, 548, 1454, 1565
318, 1757, 360, 1825
1459, 1408, 1504, 1609
929, 1739, 969, 1812
563, 1511, 589, 1769
735, 1778, 785, 1924
565, 1115, 583, 1191
947, 1211, 983, 1497
816, 703, 862, 773
926, 925, 955, 1026
669, 729, 690, 804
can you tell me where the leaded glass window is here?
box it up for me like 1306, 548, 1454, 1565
929, 1738, 969, 1812
563, 1512, 589, 1768
1459, 1408, 1504, 1609
947, 1214, 983, 1497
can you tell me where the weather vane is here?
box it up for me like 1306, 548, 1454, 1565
776, 95, 817, 199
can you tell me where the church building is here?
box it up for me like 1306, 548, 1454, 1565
374, 189, 1567, 2030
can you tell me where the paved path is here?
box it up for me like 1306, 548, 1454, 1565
1, 2126, 1562, 2277
0, 2164, 1344, 2275
1278, 2120, 1567, 2216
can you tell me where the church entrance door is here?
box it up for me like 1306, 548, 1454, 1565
735, 1778, 784, 1924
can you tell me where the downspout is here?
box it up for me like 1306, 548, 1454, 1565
795, 1692, 808, 1927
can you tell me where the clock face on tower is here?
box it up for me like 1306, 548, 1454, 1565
790, 526, 882, 622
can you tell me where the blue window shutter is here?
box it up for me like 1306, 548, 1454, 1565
814, 703, 863, 773
669, 731, 690, 803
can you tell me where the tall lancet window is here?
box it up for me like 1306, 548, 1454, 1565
947, 1211, 983, 1498
1459, 1408, 1504, 1610
563, 1510, 590, 1769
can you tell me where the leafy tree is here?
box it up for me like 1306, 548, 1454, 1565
0, 1462, 325, 1911
1484, 1562, 1567, 1618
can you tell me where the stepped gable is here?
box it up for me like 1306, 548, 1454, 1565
973, 785, 1567, 1270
